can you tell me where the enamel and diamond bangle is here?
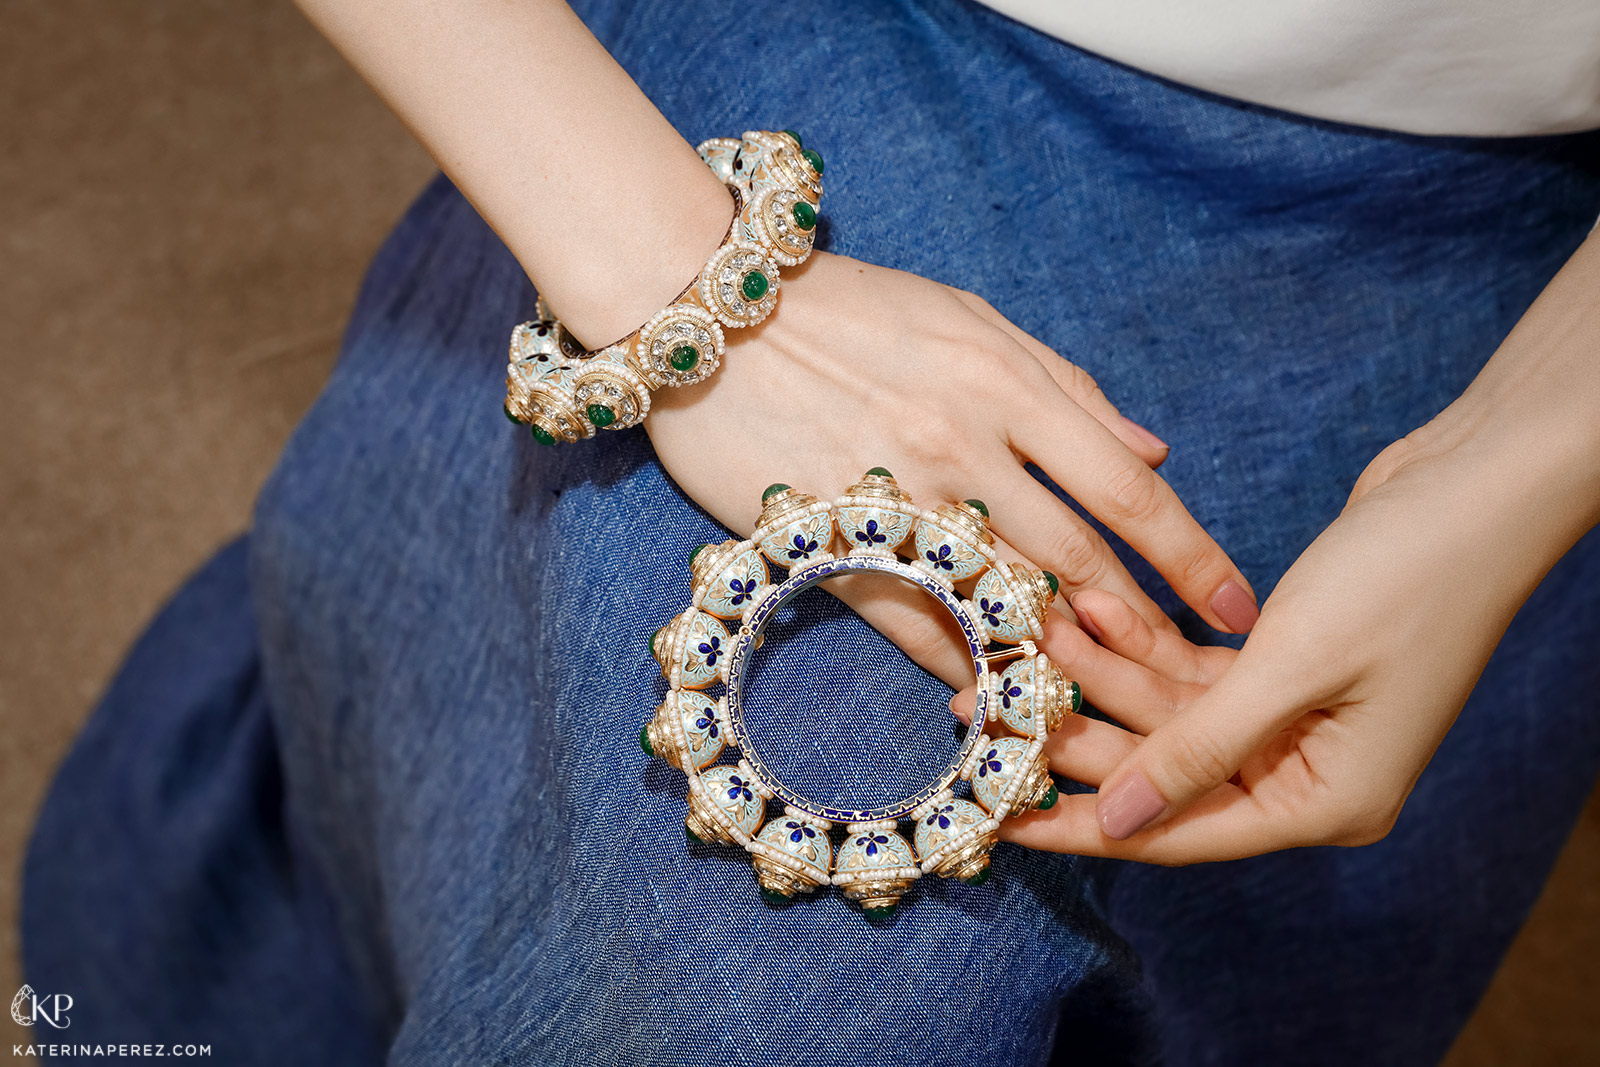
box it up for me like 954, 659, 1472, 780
641, 469, 1082, 918
502, 129, 823, 445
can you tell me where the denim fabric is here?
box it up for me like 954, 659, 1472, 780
741, 585, 978, 809
21, 540, 383, 1066
23, 0, 1600, 1064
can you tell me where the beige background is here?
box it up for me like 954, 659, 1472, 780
1, 1, 1595, 1062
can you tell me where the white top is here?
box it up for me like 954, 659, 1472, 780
978, 0, 1600, 136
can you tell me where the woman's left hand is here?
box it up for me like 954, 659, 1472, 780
950, 374, 1600, 864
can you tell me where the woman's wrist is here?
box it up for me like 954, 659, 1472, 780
1370, 228, 1600, 585
1369, 390, 1596, 623
538, 162, 734, 350
294, 0, 737, 348
506, 130, 824, 441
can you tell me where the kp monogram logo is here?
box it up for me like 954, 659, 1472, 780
11, 984, 73, 1029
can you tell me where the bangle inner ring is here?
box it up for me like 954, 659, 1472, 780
722, 554, 993, 824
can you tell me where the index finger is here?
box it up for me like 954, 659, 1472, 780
999, 785, 1314, 864
1007, 393, 1260, 635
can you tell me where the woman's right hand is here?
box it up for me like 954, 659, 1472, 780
292, 2, 1258, 686
645, 249, 1261, 689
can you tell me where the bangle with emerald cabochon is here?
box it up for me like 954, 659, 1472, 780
503, 130, 824, 443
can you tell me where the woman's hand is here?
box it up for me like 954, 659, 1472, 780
948, 419, 1593, 862
645, 250, 1260, 690
301, 0, 1600, 853
974, 420, 1554, 863
295, 0, 1257, 684
950, 227, 1600, 862
948, 230, 1600, 864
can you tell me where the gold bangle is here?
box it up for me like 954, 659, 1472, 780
641, 469, 1083, 918
502, 130, 823, 445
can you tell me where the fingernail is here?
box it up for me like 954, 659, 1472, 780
948, 692, 972, 721
1210, 579, 1260, 634
1068, 593, 1105, 641
1119, 415, 1169, 453
1098, 773, 1167, 840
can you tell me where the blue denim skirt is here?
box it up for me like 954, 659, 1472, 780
24, 1, 1600, 1064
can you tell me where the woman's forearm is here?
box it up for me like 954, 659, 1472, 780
1398, 226, 1600, 572
293, 0, 732, 348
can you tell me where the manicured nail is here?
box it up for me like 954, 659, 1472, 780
1068, 593, 1105, 642
1119, 414, 1169, 454
1210, 579, 1260, 634
1099, 773, 1167, 840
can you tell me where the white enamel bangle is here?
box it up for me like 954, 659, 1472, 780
643, 469, 1082, 917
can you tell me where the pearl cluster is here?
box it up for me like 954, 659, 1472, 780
501, 129, 823, 444
642, 470, 1084, 918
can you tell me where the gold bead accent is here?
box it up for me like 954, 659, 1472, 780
836, 469, 922, 557
995, 745, 1055, 814
1017, 565, 1057, 619
698, 241, 781, 328
843, 469, 913, 506
651, 609, 691, 675
753, 857, 817, 898
685, 768, 764, 845
929, 500, 994, 547
833, 824, 920, 912
929, 828, 998, 883
1034, 657, 1073, 734
689, 539, 743, 599
685, 795, 736, 846
631, 303, 724, 389
840, 880, 913, 913
744, 130, 822, 203
983, 561, 1054, 642
751, 812, 833, 898
745, 186, 816, 267
950, 852, 993, 884
756, 486, 821, 531
645, 697, 684, 771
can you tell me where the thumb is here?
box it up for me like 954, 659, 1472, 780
1094, 669, 1300, 840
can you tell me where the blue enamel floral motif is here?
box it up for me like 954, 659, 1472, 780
697, 633, 721, 666
786, 820, 816, 844
977, 748, 1003, 777
855, 519, 886, 546
728, 576, 757, 605
979, 596, 1005, 628
676, 691, 727, 770
727, 775, 754, 803
858, 832, 890, 856
995, 660, 1040, 736
926, 543, 954, 570
786, 532, 817, 559
926, 803, 958, 830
